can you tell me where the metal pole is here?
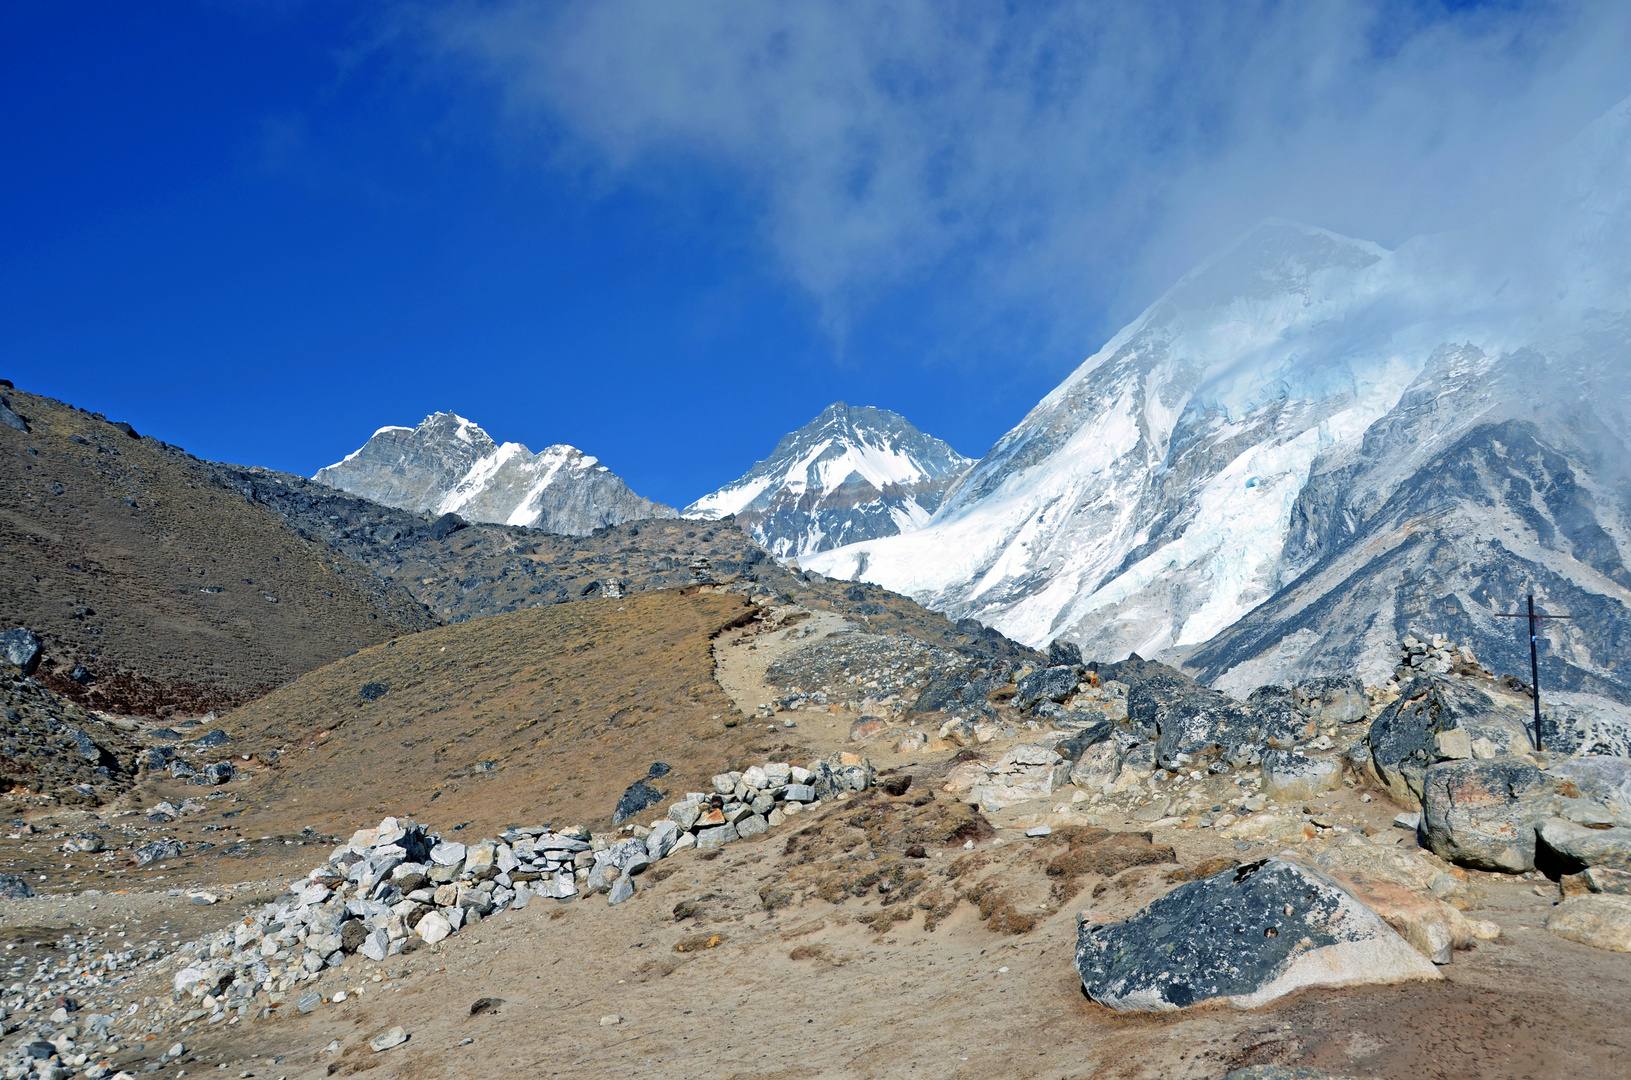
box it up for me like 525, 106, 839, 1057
1528, 593, 1542, 751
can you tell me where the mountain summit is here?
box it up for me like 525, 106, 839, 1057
804, 97, 1631, 705
684, 402, 970, 560
315, 413, 674, 535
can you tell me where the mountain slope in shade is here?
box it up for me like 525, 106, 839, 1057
684, 402, 971, 559
806, 95, 1631, 703
315, 412, 674, 536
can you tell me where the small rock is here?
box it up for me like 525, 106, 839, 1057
599, 1014, 622, 1027
608, 874, 635, 906
296, 992, 320, 1015
1025, 825, 1052, 837
369, 1026, 409, 1052
415, 910, 452, 944
1393, 812, 1420, 831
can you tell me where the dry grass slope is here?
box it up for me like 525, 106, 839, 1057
219, 590, 762, 839
0, 384, 434, 712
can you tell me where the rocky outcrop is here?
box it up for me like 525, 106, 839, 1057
1075, 857, 1440, 1010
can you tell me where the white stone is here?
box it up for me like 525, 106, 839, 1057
414, 911, 451, 944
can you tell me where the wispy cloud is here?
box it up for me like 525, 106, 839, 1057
413, 1, 1631, 350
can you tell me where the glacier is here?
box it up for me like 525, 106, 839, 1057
806, 96, 1631, 704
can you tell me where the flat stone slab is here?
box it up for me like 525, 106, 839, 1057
1075, 857, 1440, 1011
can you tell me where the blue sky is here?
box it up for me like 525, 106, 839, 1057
5, 2, 1630, 507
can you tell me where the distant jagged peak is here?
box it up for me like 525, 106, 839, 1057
314, 412, 671, 536
685, 401, 970, 559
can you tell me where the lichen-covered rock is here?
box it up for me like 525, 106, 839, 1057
1014, 665, 1078, 711
1074, 857, 1440, 1011
1420, 759, 1547, 872
1367, 675, 1534, 805
1261, 750, 1342, 801
1292, 675, 1368, 723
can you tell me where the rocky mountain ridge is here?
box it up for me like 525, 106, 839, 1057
315, 412, 674, 536
685, 402, 971, 559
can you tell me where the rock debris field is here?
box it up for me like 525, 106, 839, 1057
3, 617, 1631, 1079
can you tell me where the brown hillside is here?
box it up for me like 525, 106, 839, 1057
0, 383, 434, 713
213, 589, 763, 840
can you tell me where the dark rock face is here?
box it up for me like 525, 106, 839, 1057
2, 628, 42, 675
428, 513, 468, 541
1420, 759, 1548, 872
684, 402, 970, 559
1075, 857, 1438, 1011
192, 728, 232, 750
612, 780, 666, 826
1015, 666, 1078, 710
1047, 640, 1083, 667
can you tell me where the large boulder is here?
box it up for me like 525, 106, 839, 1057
1014, 666, 1078, 711
1075, 858, 1440, 1011
1261, 750, 1343, 801
1367, 675, 1534, 805
1069, 741, 1125, 791
970, 743, 1070, 812
1547, 755, 1631, 809
1, 628, 42, 675
1545, 894, 1631, 951
611, 779, 666, 825
1420, 759, 1548, 872
1128, 669, 1258, 771
1292, 676, 1368, 724
1536, 819, 1631, 873
1245, 687, 1316, 749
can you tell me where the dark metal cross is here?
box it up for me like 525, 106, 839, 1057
1494, 593, 1572, 750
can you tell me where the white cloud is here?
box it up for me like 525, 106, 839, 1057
416, 1, 1631, 346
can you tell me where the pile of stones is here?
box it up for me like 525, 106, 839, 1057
660, 753, 876, 857
1, 670, 140, 807
134, 724, 238, 788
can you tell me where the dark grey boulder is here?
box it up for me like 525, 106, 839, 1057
169, 760, 198, 779
1420, 759, 1548, 872
69, 664, 93, 685
0, 872, 36, 899
1245, 686, 1315, 749
203, 761, 236, 784
1292, 675, 1368, 723
1075, 857, 1439, 1011
1015, 666, 1078, 710
358, 682, 389, 702
1368, 675, 1534, 805
134, 838, 184, 866
611, 779, 665, 825
1, 628, 41, 674
0, 396, 27, 432
1047, 639, 1083, 668
1053, 719, 1116, 761
1135, 673, 1258, 771
428, 512, 468, 541
193, 728, 232, 749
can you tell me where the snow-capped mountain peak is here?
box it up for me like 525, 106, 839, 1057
685, 401, 971, 559
315, 412, 673, 536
